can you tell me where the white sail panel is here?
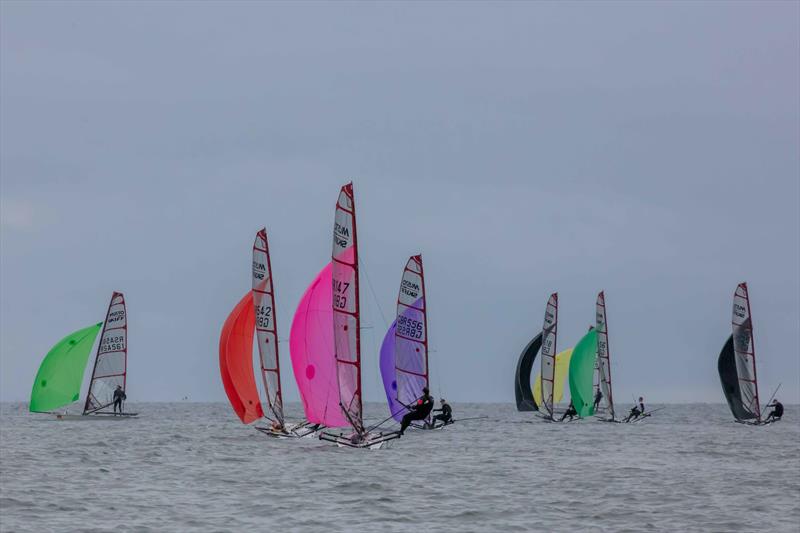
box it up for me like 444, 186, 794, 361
332, 183, 363, 433
84, 292, 127, 414
540, 293, 558, 417
395, 255, 428, 411
732, 282, 761, 420
595, 291, 615, 419
253, 228, 284, 425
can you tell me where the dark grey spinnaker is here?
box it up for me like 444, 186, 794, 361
718, 334, 758, 421
514, 332, 542, 411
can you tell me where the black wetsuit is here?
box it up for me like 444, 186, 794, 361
624, 406, 641, 422
432, 403, 453, 425
767, 401, 784, 421
593, 390, 603, 410
560, 403, 577, 421
400, 395, 434, 433
113, 388, 126, 414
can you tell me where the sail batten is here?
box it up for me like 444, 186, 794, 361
595, 291, 615, 419
540, 293, 558, 418
252, 228, 284, 425
332, 182, 363, 434
83, 292, 128, 415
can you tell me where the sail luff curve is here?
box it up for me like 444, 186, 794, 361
332, 182, 363, 434
595, 291, 615, 419
83, 292, 127, 414
540, 293, 558, 417
252, 228, 284, 425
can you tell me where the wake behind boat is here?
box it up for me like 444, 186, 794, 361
30, 292, 137, 420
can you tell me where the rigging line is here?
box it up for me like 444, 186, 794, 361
762, 383, 782, 417
358, 255, 389, 331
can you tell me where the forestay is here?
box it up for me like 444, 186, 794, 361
83, 292, 128, 414
540, 293, 558, 418
252, 228, 284, 425
332, 182, 363, 434
595, 291, 615, 419
731, 282, 761, 420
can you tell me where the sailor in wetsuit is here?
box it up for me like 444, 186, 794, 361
113, 385, 126, 415
593, 389, 603, 411
624, 397, 646, 422
399, 387, 435, 435
765, 399, 784, 422
559, 401, 578, 421
432, 398, 453, 426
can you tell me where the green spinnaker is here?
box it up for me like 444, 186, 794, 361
29, 323, 103, 413
568, 329, 598, 418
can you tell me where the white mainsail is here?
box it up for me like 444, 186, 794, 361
83, 292, 127, 414
252, 228, 284, 425
732, 282, 761, 420
540, 293, 558, 418
595, 291, 615, 419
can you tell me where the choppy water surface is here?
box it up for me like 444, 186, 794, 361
1, 402, 798, 532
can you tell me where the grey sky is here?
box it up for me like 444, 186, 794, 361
2, 1, 798, 405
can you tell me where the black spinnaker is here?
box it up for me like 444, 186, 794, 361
514, 332, 542, 411
718, 334, 757, 422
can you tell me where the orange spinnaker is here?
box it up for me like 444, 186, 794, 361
219, 292, 264, 424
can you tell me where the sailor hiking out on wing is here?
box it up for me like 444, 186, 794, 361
765, 399, 784, 422
624, 397, 646, 423
560, 401, 578, 422
113, 385, 126, 415
432, 398, 453, 426
399, 387, 435, 435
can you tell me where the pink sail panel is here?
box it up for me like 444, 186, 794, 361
395, 255, 428, 411
219, 292, 264, 424
289, 263, 348, 427
252, 228, 284, 425
332, 182, 362, 432
540, 292, 558, 417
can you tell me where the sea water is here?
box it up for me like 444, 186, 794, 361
1, 402, 798, 532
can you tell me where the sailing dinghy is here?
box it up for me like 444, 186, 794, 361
379, 254, 443, 430
718, 282, 775, 425
30, 292, 136, 419
319, 182, 400, 449
220, 229, 317, 438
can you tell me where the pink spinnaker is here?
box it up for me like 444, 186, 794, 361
289, 263, 348, 427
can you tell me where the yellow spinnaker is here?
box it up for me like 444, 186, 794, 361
533, 348, 573, 405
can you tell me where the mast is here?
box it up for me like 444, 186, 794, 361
595, 291, 615, 419
540, 292, 558, 418
732, 282, 761, 421
394, 254, 429, 414
252, 228, 284, 425
332, 182, 363, 435
83, 292, 127, 415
